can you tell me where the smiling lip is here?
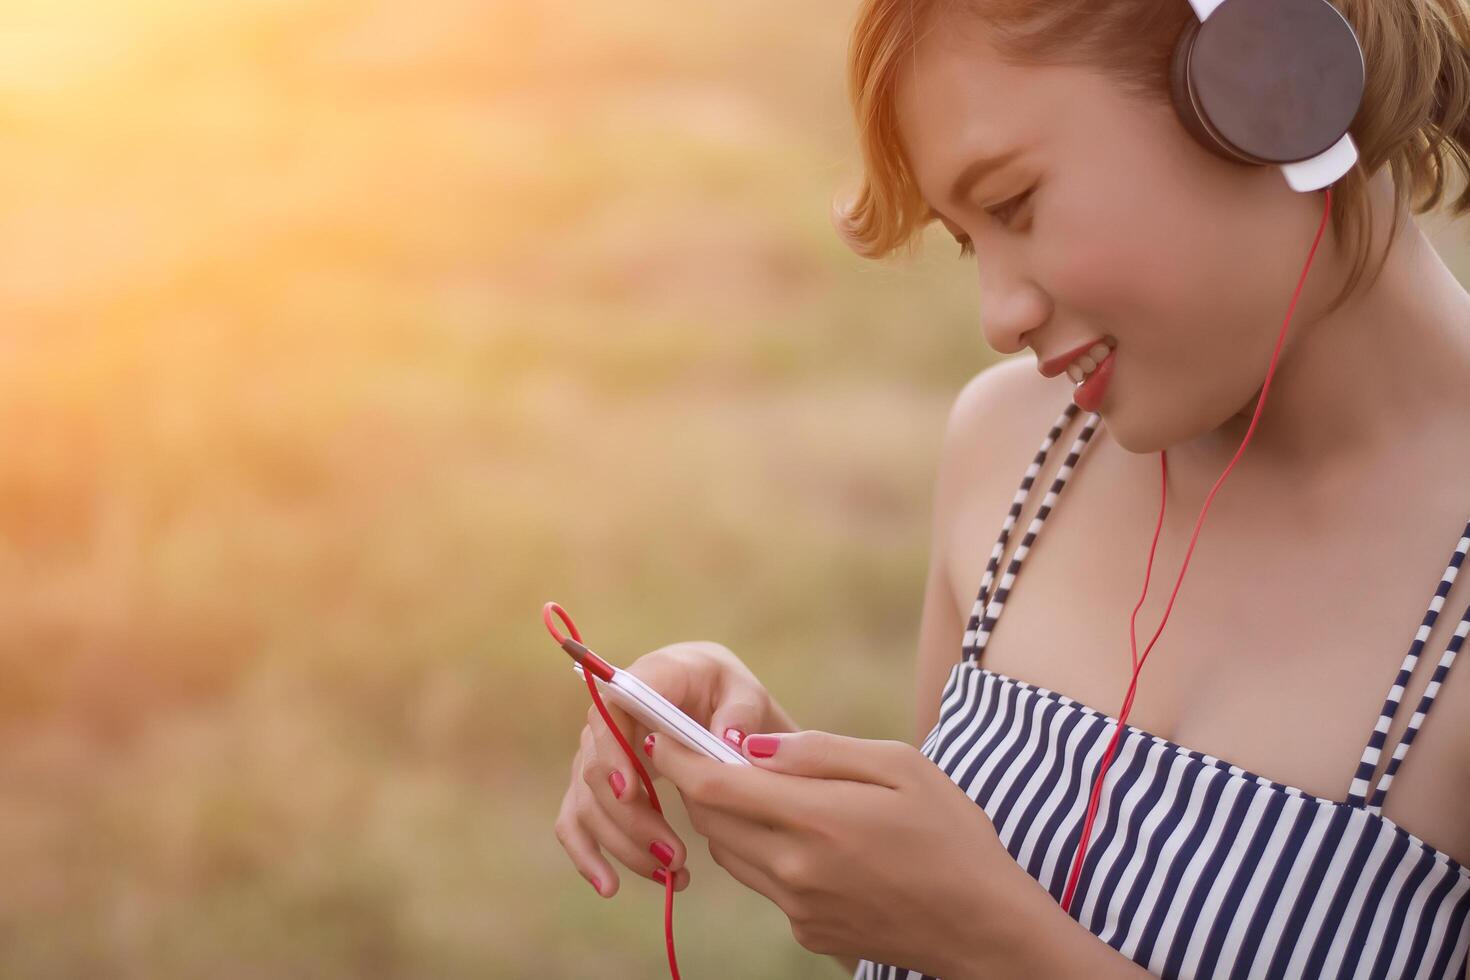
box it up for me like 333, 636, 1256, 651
1038, 338, 1110, 378
1072, 348, 1115, 412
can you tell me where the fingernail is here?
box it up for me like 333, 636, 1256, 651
652, 867, 669, 885
650, 840, 674, 866
643, 733, 655, 757
723, 727, 746, 749
590, 876, 603, 896
608, 770, 626, 799
745, 733, 780, 758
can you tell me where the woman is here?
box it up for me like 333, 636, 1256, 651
552, 0, 1470, 976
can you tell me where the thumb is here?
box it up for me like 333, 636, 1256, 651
739, 730, 904, 787
708, 692, 766, 754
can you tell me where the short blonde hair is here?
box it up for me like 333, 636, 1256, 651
834, 0, 1470, 315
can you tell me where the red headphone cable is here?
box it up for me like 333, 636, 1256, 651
548, 187, 1334, 960
1058, 186, 1334, 916
544, 603, 682, 979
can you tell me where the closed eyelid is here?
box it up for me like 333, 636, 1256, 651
988, 186, 1033, 219
927, 181, 1032, 224
945, 186, 1031, 259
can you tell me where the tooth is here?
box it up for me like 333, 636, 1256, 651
1088, 342, 1110, 361
1066, 363, 1086, 383
1075, 354, 1097, 373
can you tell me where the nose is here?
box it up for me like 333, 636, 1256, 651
976, 266, 1049, 357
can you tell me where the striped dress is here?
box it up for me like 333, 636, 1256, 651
855, 399, 1470, 980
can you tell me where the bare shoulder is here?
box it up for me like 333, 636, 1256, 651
931, 354, 1075, 610
909, 354, 1074, 742
936, 354, 1072, 505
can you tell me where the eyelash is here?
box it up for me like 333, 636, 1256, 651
956, 186, 1035, 257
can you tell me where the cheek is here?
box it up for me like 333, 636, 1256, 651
1039, 182, 1189, 339
1038, 186, 1269, 450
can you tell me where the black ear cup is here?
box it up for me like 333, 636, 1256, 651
1168, 0, 1364, 167
1169, 16, 1235, 164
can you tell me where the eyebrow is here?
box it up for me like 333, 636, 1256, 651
923, 147, 1022, 222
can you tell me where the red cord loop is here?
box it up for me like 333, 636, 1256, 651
543, 600, 580, 645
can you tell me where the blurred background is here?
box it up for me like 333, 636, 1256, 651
2, 1, 1467, 978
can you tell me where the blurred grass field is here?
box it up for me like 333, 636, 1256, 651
0, 1, 993, 977
4, 2, 1467, 978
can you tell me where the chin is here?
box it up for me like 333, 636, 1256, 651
1108, 427, 1162, 456
1096, 405, 1174, 456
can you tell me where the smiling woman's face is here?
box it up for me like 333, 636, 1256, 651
893, 12, 1347, 454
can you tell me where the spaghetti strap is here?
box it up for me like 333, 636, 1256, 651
959, 392, 1469, 813
865, 419, 1470, 980
962, 399, 1102, 667
1346, 518, 1470, 811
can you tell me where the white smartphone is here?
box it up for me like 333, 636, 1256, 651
572, 662, 751, 766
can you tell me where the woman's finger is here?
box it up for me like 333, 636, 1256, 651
553, 771, 619, 898
579, 743, 691, 875
576, 734, 685, 875
707, 676, 774, 752
585, 706, 650, 803
579, 779, 692, 891
579, 723, 663, 826
683, 800, 784, 864
651, 732, 806, 829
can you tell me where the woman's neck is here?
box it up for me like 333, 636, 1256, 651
1166, 175, 1470, 497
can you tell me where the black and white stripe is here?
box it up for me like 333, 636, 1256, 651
961, 401, 1098, 663
855, 400, 1470, 980
1355, 537, 1468, 811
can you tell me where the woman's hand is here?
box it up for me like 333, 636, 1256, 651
552, 641, 798, 899
647, 727, 1042, 979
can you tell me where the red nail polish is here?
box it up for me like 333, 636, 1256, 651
608, 770, 626, 799
652, 867, 669, 885
591, 876, 603, 895
650, 840, 674, 867
723, 727, 746, 748
745, 733, 780, 758
643, 733, 655, 757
